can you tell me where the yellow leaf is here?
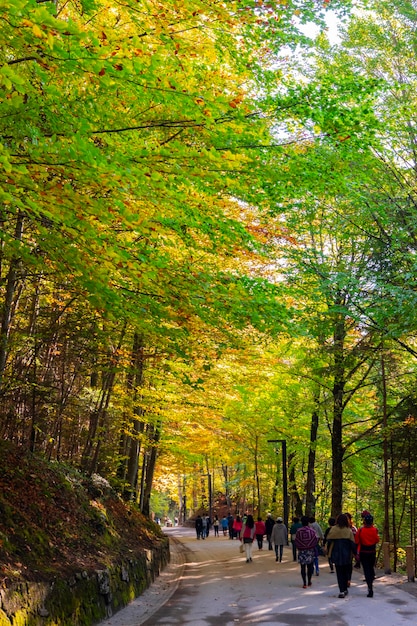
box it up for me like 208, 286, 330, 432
32, 24, 43, 38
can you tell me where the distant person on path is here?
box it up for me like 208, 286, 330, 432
326, 513, 357, 599
233, 515, 243, 540
271, 517, 288, 562
221, 516, 229, 536
290, 516, 302, 562
309, 516, 324, 576
295, 516, 318, 589
355, 513, 380, 598
323, 517, 336, 573
195, 515, 203, 540
255, 516, 266, 550
241, 514, 256, 563
265, 513, 275, 550
228, 513, 234, 539
213, 515, 219, 536
202, 515, 208, 539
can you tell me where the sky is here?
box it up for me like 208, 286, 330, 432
299, 9, 344, 45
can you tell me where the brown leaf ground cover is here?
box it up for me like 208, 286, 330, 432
0, 441, 165, 588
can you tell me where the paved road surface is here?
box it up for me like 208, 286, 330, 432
101, 526, 417, 625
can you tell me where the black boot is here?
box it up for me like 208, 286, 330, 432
367, 588, 373, 598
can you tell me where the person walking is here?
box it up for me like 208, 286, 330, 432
241, 514, 256, 563
227, 513, 234, 539
290, 516, 302, 562
221, 515, 229, 536
195, 515, 203, 540
323, 517, 336, 573
326, 513, 357, 598
233, 515, 243, 540
355, 513, 380, 598
271, 517, 288, 562
344, 511, 358, 587
201, 515, 208, 539
265, 513, 275, 551
255, 517, 266, 550
295, 516, 318, 589
309, 516, 324, 576
213, 515, 219, 537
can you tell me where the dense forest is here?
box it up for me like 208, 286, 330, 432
2, 0, 417, 574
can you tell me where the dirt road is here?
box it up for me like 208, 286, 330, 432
101, 526, 417, 625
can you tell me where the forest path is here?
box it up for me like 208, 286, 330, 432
101, 526, 417, 625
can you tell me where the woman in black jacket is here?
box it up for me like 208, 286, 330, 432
326, 514, 357, 598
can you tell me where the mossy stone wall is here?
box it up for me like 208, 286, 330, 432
0, 539, 169, 626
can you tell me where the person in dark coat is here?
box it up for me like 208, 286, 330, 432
195, 515, 203, 539
326, 513, 357, 598
290, 516, 302, 562
227, 513, 234, 539
323, 517, 336, 573
265, 513, 275, 550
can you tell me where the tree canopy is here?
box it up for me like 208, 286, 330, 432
1, 0, 417, 574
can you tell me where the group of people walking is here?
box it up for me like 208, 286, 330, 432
194, 514, 213, 539
195, 508, 380, 598
324, 510, 380, 598
292, 510, 380, 598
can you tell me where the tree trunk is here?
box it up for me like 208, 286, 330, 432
141, 421, 161, 516
82, 324, 126, 473
288, 451, 303, 517
381, 353, 391, 545
305, 387, 320, 516
123, 333, 145, 501
0, 212, 24, 396
331, 309, 346, 518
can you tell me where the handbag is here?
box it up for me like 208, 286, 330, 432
239, 543, 244, 553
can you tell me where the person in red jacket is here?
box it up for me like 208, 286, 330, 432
355, 513, 380, 597
255, 517, 266, 550
233, 515, 243, 540
241, 514, 256, 562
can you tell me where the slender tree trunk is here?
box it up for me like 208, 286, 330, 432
254, 434, 261, 515
0, 212, 24, 396
141, 421, 161, 516
288, 451, 303, 517
390, 438, 397, 571
123, 333, 145, 501
29, 281, 41, 453
381, 353, 391, 545
305, 387, 320, 516
272, 455, 280, 504
82, 324, 126, 473
88, 374, 116, 475
331, 309, 346, 518
222, 464, 232, 508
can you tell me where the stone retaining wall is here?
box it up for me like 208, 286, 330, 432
0, 539, 169, 626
